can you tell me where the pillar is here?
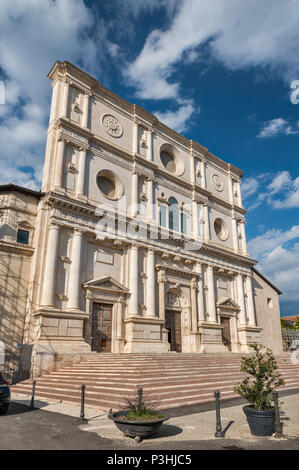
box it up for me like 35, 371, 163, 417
147, 128, 153, 161
157, 269, 166, 321
133, 119, 138, 154
207, 265, 217, 322
203, 203, 210, 242
130, 172, 138, 216
76, 147, 87, 198
117, 299, 124, 338
82, 91, 90, 129
67, 229, 84, 310
61, 81, 70, 118
231, 217, 239, 252
147, 178, 155, 223
54, 138, 66, 190
191, 277, 198, 332
192, 200, 199, 238
236, 274, 247, 325
128, 245, 139, 315
246, 275, 256, 326
145, 250, 156, 317
237, 181, 243, 207
40, 224, 60, 307
195, 263, 205, 321
228, 174, 234, 205
190, 155, 195, 184
239, 220, 247, 255
200, 159, 206, 188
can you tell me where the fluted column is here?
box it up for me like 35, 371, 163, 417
54, 138, 66, 190
236, 274, 247, 325
157, 269, 166, 321
61, 81, 70, 118
82, 91, 90, 129
130, 172, 138, 217
145, 250, 156, 317
128, 245, 139, 315
76, 147, 87, 198
147, 128, 153, 161
246, 276, 256, 326
195, 263, 205, 321
67, 229, 84, 310
191, 277, 198, 332
40, 224, 60, 307
203, 203, 210, 242
133, 119, 138, 154
207, 265, 217, 322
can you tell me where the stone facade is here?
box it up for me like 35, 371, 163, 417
0, 61, 283, 379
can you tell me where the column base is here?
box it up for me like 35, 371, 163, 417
123, 316, 168, 353
238, 325, 263, 353
198, 321, 229, 353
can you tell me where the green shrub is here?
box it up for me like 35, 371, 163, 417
234, 343, 285, 410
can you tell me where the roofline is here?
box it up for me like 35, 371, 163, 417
0, 183, 44, 199
252, 267, 282, 295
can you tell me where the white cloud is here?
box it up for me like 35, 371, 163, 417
155, 100, 196, 133
241, 177, 260, 200
258, 118, 299, 138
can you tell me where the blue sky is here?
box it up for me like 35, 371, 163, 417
0, 0, 298, 315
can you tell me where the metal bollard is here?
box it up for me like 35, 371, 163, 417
273, 391, 284, 438
78, 384, 88, 423
29, 380, 36, 410
137, 387, 143, 410
214, 390, 225, 438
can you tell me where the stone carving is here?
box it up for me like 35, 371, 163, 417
166, 292, 180, 307
102, 114, 123, 137
211, 174, 224, 192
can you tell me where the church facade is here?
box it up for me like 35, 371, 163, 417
0, 61, 283, 379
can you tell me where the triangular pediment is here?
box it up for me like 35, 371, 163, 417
83, 276, 129, 292
217, 297, 240, 309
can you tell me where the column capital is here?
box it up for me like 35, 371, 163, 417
73, 227, 85, 235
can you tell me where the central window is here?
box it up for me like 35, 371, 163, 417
160, 151, 176, 173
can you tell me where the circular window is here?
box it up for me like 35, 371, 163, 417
159, 144, 185, 176
214, 218, 229, 241
97, 171, 123, 200
161, 151, 176, 173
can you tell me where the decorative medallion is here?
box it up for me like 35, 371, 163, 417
211, 174, 224, 192
102, 114, 123, 137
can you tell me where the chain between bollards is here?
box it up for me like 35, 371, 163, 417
29, 380, 36, 410
78, 384, 88, 423
214, 390, 225, 438
273, 391, 284, 438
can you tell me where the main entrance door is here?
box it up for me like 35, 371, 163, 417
220, 316, 232, 351
165, 311, 182, 352
91, 303, 113, 352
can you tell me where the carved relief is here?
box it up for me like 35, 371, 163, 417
102, 114, 123, 137
211, 174, 224, 192
166, 292, 181, 307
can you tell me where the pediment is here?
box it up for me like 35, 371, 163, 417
217, 297, 240, 310
83, 276, 129, 292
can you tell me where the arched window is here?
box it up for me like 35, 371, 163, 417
168, 197, 179, 232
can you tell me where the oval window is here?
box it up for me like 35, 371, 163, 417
160, 151, 176, 173
214, 218, 229, 241
97, 171, 123, 200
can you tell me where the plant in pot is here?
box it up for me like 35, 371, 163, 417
234, 343, 285, 436
108, 387, 168, 442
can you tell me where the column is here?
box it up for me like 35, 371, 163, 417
236, 274, 247, 325
147, 128, 153, 161
67, 229, 84, 310
190, 277, 198, 332
130, 172, 138, 216
246, 276, 256, 326
145, 250, 156, 317
207, 265, 217, 322
40, 224, 60, 307
82, 91, 90, 129
231, 217, 239, 252
61, 81, 70, 118
133, 119, 138, 154
128, 245, 139, 315
76, 147, 87, 198
200, 159, 206, 188
203, 203, 210, 242
239, 220, 247, 255
190, 155, 195, 184
228, 174, 234, 205
195, 263, 205, 322
54, 138, 66, 190
237, 181, 243, 207
147, 178, 155, 223
192, 200, 199, 238
157, 269, 166, 321
117, 299, 124, 338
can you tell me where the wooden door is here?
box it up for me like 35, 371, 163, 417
91, 303, 113, 352
165, 311, 182, 352
220, 316, 232, 351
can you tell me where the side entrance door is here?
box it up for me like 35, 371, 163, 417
220, 316, 232, 351
165, 311, 182, 352
91, 303, 113, 352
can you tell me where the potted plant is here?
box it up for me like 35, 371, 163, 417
108, 387, 168, 442
234, 343, 285, 436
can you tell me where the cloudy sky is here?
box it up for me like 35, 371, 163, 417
0, 0, 298, 315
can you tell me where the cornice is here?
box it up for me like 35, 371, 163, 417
0, 240, 34, 256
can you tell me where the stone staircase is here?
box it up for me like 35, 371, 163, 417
12, 353, 299, 411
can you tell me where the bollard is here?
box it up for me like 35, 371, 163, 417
29, 380, 36, 410
78, 384, 88, 423
214, 390, 225, 438
273, 391, 284, 438
137, 387, 143, 410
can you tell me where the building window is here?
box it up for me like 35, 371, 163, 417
96, 170, 124, 200
159, 205, 167, 227
168, 197, 179, 232
214, 218, 229, 241
267, 298, 273, 309
160, 150, 176, 173
181, 212, 187, 234
17, 229, 29, 245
